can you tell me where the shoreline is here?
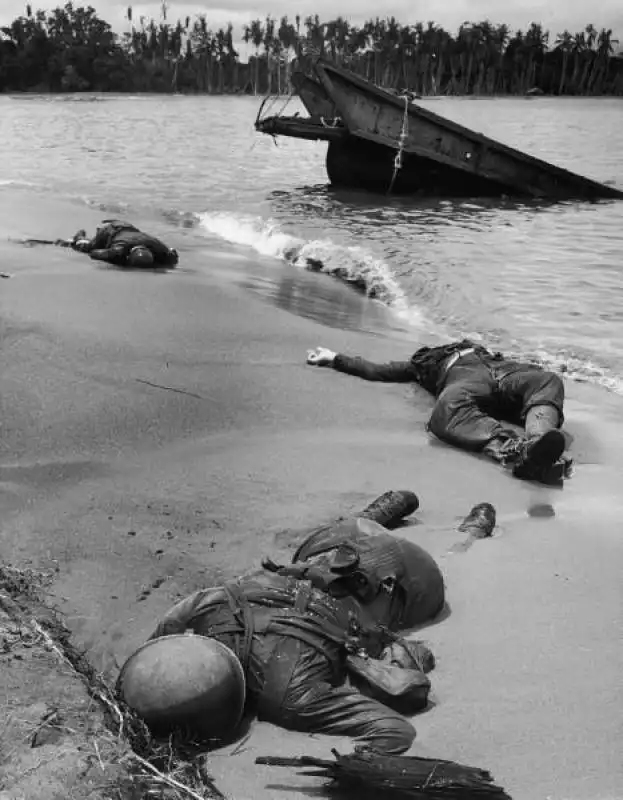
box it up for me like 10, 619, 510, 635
3, 89, 622, 98
3, 184, 623, 400
2, 195, 623, 799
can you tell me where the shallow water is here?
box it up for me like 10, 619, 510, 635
1, 92, 622, 391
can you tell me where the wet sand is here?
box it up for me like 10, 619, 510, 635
1, 191, 622, 800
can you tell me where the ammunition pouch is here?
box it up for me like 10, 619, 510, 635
262, 545, 382, 604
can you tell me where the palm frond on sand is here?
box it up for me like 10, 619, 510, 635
257, 748, 513, 799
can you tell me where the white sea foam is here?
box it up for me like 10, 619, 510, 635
196, 210, 426, 326
196, 209, 623, 395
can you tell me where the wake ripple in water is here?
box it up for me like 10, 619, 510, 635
195, 209, 623, 396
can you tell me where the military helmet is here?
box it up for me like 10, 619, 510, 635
127, 245, 155, 267
118, 634, 246, 742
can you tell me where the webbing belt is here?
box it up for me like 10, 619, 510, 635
444, 347, 476, 373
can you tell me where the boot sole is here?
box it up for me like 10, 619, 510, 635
513, 430, 566, 479
358, 490, 419, 528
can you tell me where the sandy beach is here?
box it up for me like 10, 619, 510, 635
1, 191, 622, 800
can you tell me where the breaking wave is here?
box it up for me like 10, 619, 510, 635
195, 209, 623, 396
196, 210, 425, 324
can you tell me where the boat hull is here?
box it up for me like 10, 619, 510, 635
255, 60, 623, 200
326, 137, 518, 196
290, 72, 336, 119
315, 61, 623, 200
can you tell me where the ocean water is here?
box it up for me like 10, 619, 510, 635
1, 92, 622, 393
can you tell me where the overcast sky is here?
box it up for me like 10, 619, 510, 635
2, 0, 622, 49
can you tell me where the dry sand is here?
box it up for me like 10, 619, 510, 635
1, 192, 622, 799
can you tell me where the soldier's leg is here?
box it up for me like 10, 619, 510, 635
496, 366, 568, 481
497, 365, 565, 434
257, 637, 415, 754
428, 375, 516, 452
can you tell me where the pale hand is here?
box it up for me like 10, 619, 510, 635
307, 346, 337, 367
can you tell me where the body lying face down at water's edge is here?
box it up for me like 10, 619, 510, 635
117, 492, 498, 755
307, 340, 573, 486
57, 219, 179, 268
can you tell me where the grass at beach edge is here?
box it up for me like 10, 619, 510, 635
0, 562, 226, 800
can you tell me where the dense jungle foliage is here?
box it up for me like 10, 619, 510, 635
1, 2, 621, 95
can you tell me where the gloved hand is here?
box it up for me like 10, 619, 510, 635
307, 347, 337, 367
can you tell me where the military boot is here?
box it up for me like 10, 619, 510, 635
358, 489, 420, 529
512, 429, 566, 483
458, 503, 497, 539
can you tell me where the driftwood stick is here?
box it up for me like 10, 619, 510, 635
135, 378, 206, 401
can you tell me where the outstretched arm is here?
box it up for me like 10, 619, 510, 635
307, 347, 416, 382
260, 671, 416, 754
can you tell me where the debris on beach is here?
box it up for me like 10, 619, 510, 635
256, 748, 513, 799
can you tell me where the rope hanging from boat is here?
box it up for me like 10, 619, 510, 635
387, 96, 409, 195
277, 90, 294, 118
255, 92, 288, 125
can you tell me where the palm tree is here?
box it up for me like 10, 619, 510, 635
277, 16, 297, 91
190, 14, 214, 92
334, 17, 350, 64
324, 18, 339, 63
569, 31, 585, 92
373, 16, 403, 88
578, 23, 597, 92
555, 29, 573, 94
473, 20, 496, 94
242, 18, 263, 94
304, 14, 325, 59
263, 15, 275, 93
523, 22, 549, 92
345, 23, 369, 78
589, 28, 618, 93
457, 22, 479, 93
491, 23, 510, 93
4, 7, 623, 96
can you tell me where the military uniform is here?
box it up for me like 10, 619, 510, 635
147, 516, 444, 753
75, 220, 179, 266
149, 570, 420, 754
329, 340, 568, 481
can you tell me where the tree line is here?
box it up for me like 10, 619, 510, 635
1, 2, 621, 95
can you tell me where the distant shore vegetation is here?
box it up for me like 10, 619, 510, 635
1, 2, 621, 96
